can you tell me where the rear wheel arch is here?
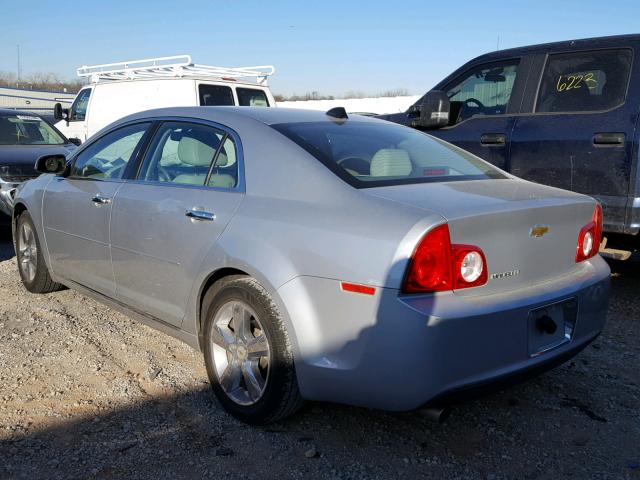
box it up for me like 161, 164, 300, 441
12, 202, 28, 244
197, 268, 249, 347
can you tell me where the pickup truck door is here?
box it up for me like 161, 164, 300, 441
509, 49, 636, 233
426, 57, 529, 172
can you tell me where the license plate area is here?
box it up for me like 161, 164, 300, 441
528, 298, 577, 357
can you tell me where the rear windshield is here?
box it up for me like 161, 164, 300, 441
0, 113, 66, 145
272, 121, 505, 188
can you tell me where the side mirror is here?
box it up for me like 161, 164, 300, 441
53, 103, 63, 120
410, 90, 450, 130
35, 154, 68, 175
68, 137, 82, 146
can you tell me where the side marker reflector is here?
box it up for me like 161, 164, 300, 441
340, 282, 375, 296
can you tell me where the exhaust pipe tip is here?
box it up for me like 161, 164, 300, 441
420, 406, 451, 423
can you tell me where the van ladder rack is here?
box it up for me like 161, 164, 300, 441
76, 55, 275, 85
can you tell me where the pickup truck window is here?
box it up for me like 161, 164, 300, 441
535, 49, 632, 113
199, 84, 235, 106
445, 61, 519, 125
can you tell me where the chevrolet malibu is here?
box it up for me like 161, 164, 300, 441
13, 107, 610, 424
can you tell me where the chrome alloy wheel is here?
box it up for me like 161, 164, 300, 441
210, 300, 271, 406
18, 221, 37, 283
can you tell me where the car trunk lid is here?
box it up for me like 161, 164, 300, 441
365, 179, 597, 295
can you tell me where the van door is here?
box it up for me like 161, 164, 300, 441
509, 48, 635, 233
54, 87, 92, 142
198, 84, 235, 106
427, 58, 525, 171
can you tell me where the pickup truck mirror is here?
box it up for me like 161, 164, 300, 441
410, 90, 450, 130
67, 137, 82, 146
35, 154, 68, 175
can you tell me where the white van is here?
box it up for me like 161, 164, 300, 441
54, 55, 276, 142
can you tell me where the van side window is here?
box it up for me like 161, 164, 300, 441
445, 61, 519, 125
199, 85, 235, 106
69, 88, 92, 121
535, 49, 632, 113
237, 88, 270, 107
138, 122, 238, 188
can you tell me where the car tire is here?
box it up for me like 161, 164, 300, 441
15, 211, 63, 294
202, 275, 303, 424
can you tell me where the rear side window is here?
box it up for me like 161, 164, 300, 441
445, 61, 519, 124
535, 49, 632, 113
199, 84, 235, 106
237, 88, 270, 107
272, 121, 505, 188
138, 122, 237, 188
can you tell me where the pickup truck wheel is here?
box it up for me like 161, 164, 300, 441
15, 211, 63, 294
202, 276, 303, 424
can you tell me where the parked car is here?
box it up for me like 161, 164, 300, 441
380, 34, 640, 261
54, 55, 277, 142
0, 109, 78, 225
13, 107, 610, 424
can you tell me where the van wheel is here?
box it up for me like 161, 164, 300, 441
15, 211, 63, 294
202, 276, 303, 424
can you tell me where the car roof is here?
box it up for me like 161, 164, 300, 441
118, 106, 383, 128
0, 108, 44, 117
472, 33, 640, 63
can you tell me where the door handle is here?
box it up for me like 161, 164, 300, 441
480, 133, 506, 146
91, 195, 112, 205
593, 132, 625, 147
185, 209, 216, 221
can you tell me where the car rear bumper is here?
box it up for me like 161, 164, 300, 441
279, 257, 610, 411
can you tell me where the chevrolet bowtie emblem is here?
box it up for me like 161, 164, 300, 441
530, 225, 550, 238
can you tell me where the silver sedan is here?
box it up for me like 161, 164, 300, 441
12, 107, 610, 424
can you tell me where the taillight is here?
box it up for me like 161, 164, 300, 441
576, 203, 603, 263
403, 224, 488, 293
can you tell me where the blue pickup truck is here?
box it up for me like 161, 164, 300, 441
381, 34, 640, 260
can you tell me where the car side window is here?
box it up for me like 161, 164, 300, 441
445, 61, 519, 125
69, 88, 92, 121
535, 49, 632, 113
70, 123, 150, 180
199, 84, 235, 106
138, 122, 238, 188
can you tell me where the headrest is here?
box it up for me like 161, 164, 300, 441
177, 133, 218, 167
370, 149, 412, 177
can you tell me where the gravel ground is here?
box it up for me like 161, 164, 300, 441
0, 229, 638, 480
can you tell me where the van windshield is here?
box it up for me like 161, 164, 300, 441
272, 121, 505, 188
0, 114, 66, 145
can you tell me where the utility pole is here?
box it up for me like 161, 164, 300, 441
496, 35, 500, 51
17, 44, 21, 85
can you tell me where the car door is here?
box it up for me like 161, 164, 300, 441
509, 48, 635, 232
110, 120, 244, 327
427, 58, 525, 171
42, 121, 152, 296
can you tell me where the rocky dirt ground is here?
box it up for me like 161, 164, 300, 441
0, 229, 638, 480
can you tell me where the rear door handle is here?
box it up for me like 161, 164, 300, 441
593, 132, 625, 146
91, 195, 111, 205
480, 133, 506, 146
185, 209, 216, 221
